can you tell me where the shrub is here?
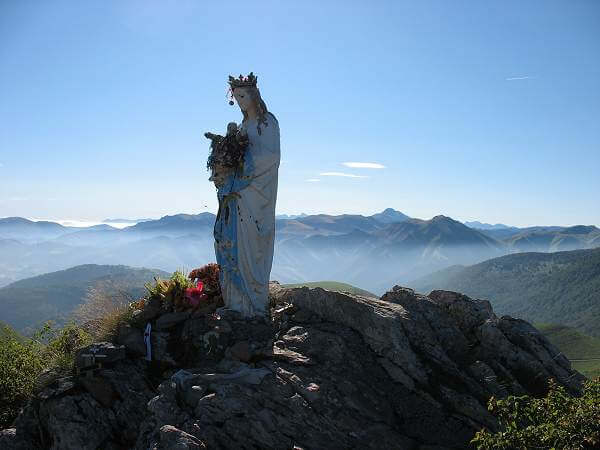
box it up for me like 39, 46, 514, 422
471, 377, 600, 449
42, 321, 93, 373
0, 323, 45, 427
74, 279, 136, 340
0, 321, 92, 428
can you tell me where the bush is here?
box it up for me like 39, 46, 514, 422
42, 321, 93, 373
0, 324, 45, 427
471, 377, 600, 449
0, 321, 92, 428
74, 279, 136, 340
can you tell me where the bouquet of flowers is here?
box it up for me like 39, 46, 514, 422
184, 280, 208, 307
188, 263, 223, 309
205, 122, 249, 187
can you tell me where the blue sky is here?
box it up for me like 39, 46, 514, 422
1, 0, 598, 227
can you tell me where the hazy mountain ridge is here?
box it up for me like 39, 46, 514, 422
1, 210, 598, 294
103, 218, 153, 223
0, 264, 170, 333
411, 247, 600, 337
504, 225, 600, 252
464, 221, 516, 230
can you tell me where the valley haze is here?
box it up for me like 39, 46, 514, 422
1, 209, 598, 296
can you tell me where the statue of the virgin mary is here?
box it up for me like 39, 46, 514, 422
210, 72, 280, 318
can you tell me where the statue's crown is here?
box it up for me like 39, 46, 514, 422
228, 72, 257, 89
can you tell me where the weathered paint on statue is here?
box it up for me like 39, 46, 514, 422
212, 73, 280, 318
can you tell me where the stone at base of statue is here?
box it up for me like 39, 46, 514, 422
171, 369, 198, 392
215, 306, 243, 321
75, 342, 126, 369
78, 376, 118, 408
38, 376, 76, 400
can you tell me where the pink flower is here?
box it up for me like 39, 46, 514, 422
185, 281, 207, 307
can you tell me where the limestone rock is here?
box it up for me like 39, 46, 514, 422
75, 342, 126, 369
3, 283, 587, 450
157, 425, 205, 449
155, 311, 191, 330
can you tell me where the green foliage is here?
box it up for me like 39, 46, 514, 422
143, 269, 195, 306
0, 323, 44, 427
0, 321, 92, 428
471, 377, 600, 449
42, 321, 93, 372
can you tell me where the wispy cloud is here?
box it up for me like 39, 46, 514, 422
305, 178, 320, 182
319, 172, 368, 178
342, 162, 385, 169
506, 76, 534, 81
0, 162, 4, 167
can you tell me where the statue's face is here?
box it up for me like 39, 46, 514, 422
232, 87, 254, 112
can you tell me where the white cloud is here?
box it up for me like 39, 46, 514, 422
342, 162, 385, 169
305, 178, 320, 182
506, 76, 534, 81
319, 172, 369, 178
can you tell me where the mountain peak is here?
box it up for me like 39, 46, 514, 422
371, 208, 410, 224
430, 214, 457, 223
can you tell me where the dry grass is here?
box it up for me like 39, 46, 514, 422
72, 279, 136, 341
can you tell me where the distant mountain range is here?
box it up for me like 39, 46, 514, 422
275, 213, 308, 220
0, 264, 170, 333
1, 211, 598, 294
463, 221, 516, 230
411, 247, 600, 337
103, 218, 154, 224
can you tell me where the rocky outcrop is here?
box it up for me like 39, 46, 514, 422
1, 283, 586, 450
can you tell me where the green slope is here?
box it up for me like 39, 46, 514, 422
282, 281, 378, 298
0, 320, 14, 339
536, 323, 600, 379
0, 264, 170, 334
412, 248, 600, 337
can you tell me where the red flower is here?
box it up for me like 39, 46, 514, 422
185, 281, 207, 307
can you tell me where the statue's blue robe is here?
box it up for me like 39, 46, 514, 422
214, 112, 280, 317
